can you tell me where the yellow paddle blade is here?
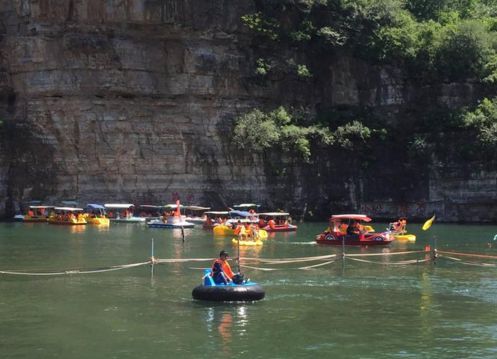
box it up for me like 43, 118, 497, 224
422, 215, 436, 231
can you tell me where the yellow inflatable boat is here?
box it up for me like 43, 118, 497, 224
214, 224, 268, 239
394, 234, 416, 241
232, 238, 264, 246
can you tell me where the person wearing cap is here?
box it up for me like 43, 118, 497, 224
211, 250, 235, 284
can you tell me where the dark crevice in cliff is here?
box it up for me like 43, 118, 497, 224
3, 120, 58, 217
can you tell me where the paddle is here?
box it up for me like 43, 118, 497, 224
422, 214, 437, 261
422, 215, 436, 231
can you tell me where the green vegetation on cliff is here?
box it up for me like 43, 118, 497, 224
242, 0, 497, 83
235, 0, 497, 165
232, 107, 380, 161
463, 97, 497, 148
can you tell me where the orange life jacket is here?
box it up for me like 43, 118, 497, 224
212, 258, 234, 279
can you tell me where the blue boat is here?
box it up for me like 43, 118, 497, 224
192, 269, 265, 302
147, 216, 195, 229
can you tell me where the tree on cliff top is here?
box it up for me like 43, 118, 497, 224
232, 107, 377, 162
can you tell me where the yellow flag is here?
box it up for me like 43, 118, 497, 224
422, 215, 436, 231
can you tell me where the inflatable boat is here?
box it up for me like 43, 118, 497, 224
192, 269, 265, 302
393, 233, 416, 241
231, 238, 263, 246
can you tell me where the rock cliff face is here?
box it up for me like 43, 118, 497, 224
0, 0, 495, 222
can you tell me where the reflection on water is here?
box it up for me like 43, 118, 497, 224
170, 228, 194, 240
93, 224, 110, 232
2, 222, 497, 358
69, 225, 87, 234
236, 243, 263, 259
217, 312, 233, 356
205, 305, 250, 357
419, 270, 434, 341
267, 231, 298, 240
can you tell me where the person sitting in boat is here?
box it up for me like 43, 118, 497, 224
347, 221, 362, 235
243, 222, 253, 239
390, 217, 407, 234
251, 223, 260, 240
233, 220, 250, 241
248, 209, 257, 222
233, 220, 242, 233
211, 250, 235, 284
267, 217, 276, 230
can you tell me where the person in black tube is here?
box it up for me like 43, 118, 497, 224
212, 250, 235, 284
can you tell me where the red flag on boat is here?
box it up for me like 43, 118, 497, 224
175, 199, 181, 217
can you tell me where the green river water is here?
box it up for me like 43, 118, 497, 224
1, 221, 497, 359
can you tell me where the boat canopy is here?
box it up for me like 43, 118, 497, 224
229, 210, 255, 218
54, 207, 84, 211
86, 204, 105, 210
163, 203, 185, 210
331, 214, 372, 222
104, 203, 135, 209
233, 203, 260, 209
259, 212, 290, 217
205, 211, 229, 215
28, 205, 54, 209
185, 206, 211, 211
138, 205, 163, 209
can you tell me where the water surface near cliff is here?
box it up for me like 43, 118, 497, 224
1, 222, 497, 358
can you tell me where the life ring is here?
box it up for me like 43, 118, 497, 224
325, 234, 335, 241
192, 283, 265, 301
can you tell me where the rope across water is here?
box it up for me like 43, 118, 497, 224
0, 261, 151, 276
1, 249, 496, 276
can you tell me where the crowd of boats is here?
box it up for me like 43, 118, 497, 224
12, 202, 419, 302
13, 202, 415, 245
14, 202, 297, 231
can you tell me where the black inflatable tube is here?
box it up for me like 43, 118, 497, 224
192, 284, 265, 302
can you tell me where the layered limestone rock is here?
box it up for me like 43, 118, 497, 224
1, 0, 269, 212
0, 0, 495, 222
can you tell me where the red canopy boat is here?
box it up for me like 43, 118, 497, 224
259, 212, 297, 232
315, 214, 393, 246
